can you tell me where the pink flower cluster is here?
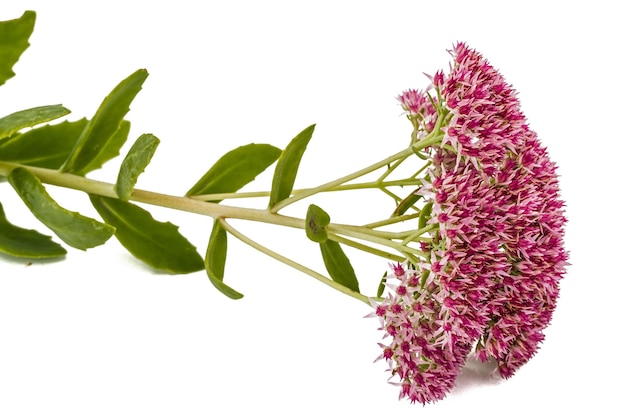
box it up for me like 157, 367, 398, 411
397, 88, 438, 139
374, 43, 568, 404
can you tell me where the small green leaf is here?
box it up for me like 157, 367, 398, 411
0, 201, 66, 258
0, 105, 71, 140
186, 143, 281, 200
0, 119, 88, 169
376, 272, 387, 298
393, 190, 422, 217
418, 201, 433, 230
205, 219, 243, 299
419, 270, 429, 289
0, 10, 36, 86
305, 204, 330, 243
116, 134, 160, 201
8, 167, 114, 250
268, 124, 315, 208
62, 69, 148, 174
89, 195, 204, 274
320, 240, 360, 293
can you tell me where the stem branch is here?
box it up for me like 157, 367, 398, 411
270, 147, 415, 212
219, 218, 370, 303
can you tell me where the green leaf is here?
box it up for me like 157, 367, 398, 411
393, 190, 422, 217
0, 201, 66, 258
89, 195, 204, 274
0, 10, 36, 86
376, 272, 387, 298
0, 105, 71, 140
320, 240, 360, 293
0, 119, 88, 169
418, 201, 433, 230
116, 134, 160, 201
268, 124, 315, 208
62, 69, 148, 174
205, 219, 243, 299
8, 167, 114, 250
186, 143, 281, 200
305, 204, 330, 243
75, 120, 131, 176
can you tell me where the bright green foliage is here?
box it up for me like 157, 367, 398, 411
0, 10, 35, 86
0, 105, 70, 140
306, 203, 360, 292
268, 124, 315, 208
393, 191, 422, 217
0, 119, 89, 169
116, 134, 160, 201
62, 69, 147, 175
320, 240, 360, 293
205, 219, 243, 299
8, 167, 114, 250
305, 204, 330, 243
186, 143, 281, 200
90, 195, 204, 274
418, 201, 433, 230
75, 120, 131, 176
0, 201, 66, 258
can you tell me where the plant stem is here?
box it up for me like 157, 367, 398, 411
188, 178, 422, 202
328, 223, 426, 258
328, 233, 404, 263
363, 212, 420, 229
219, 218, 372, 304
0, 160, 426, 260
0, 161, 301, 226
269, 147, 416, 213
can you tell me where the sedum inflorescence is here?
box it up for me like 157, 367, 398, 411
371, 42, 568, 404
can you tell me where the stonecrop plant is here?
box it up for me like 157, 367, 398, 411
0, 11, 567, 405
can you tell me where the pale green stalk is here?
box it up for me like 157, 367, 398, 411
363, 212, 420, 229
269, 147, 416, 213
218, 218, 372, 303
188, 178, 423, 202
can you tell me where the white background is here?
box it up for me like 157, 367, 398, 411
1, 1, 623, 415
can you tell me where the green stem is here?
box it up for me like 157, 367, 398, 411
328, 223, 426, 258
188, 178, 422, 202
412, 160, 432, 178
269, 147, 415, 213
377, 154, 410, 183
219, 218, 371, 304
332, 223, 415, 240
363, 212, 421, 229
412, 133, 444, 153
0, 161, 302, 226
401, 224, 438, 245
0, 160, 424, 261
328, 233, 404, 263
379, 187, 404, 204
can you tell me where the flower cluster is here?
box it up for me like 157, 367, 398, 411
374, 43, 568, 404
397, 88, 438, 140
